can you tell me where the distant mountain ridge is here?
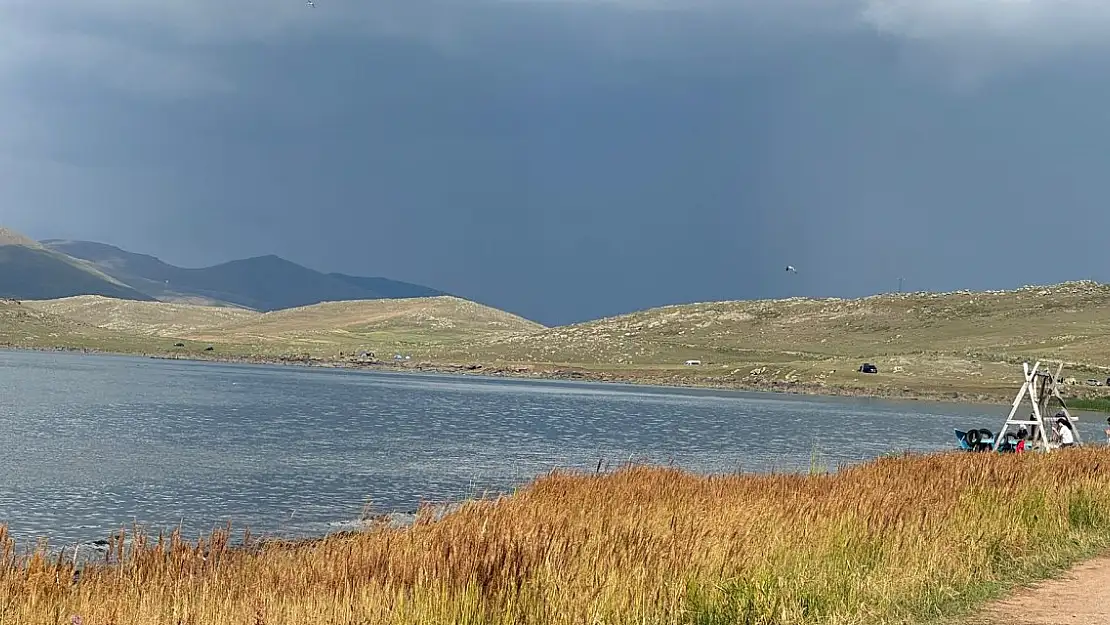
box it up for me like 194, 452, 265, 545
327, 273, 443, 299
0, 233, 447, 311
0, 229, 156, 302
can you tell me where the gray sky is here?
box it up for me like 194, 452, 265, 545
4, 1, 1110, 325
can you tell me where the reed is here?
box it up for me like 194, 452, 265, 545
5, 450, 1110, 625
1069, 397, 1110, 413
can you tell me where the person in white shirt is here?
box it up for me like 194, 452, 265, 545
1057, 418, 1076, 448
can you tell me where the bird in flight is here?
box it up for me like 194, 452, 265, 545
306, 0, 315, 6
785, 265, 797, 273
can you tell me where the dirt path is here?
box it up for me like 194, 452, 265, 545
973, 555, 1110, 624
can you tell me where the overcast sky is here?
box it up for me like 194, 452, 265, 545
4, 1, 1110, 325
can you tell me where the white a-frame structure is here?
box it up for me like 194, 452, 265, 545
994, 361, 1081, 451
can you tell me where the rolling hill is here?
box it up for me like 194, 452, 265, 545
182, 296, 544, 356
39, 239, 447, 311
424, 280, 1110, 399
0, 229, 155, 302
18, 280, 1110, 404
22, 295, 544, 357
0, 298, 163, 352
486, 281, 1110, 359
25, 295, 258, 337
12, 229, 1110, 404
195, 296, 541, 337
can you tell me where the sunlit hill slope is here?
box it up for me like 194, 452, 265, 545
11, 280, 1110, 401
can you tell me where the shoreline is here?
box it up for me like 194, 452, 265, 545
48, 503, 465, 568
2, 344, 1022, 407
1, 343, 1036, 558
9, 452, 1110, 625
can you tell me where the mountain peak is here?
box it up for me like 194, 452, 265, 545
211, 254, 309, 272
243, 254, 292, 264
39, 240, 450, 312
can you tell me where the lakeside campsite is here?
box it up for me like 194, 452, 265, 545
7, 1, 1110, 618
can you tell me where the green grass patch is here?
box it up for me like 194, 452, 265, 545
1069, 397, 1110, 413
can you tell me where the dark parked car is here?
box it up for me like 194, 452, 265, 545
858, 363, 878, 374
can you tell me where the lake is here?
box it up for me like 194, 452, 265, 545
0, 349, 1100, 548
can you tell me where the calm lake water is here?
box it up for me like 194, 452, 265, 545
0, 350, 1102, 547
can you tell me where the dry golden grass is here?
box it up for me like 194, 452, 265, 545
427, 280, 1110, 399
6, 451, 1110, 625
7, 295, 543, 364
176, 296, 545, 359
19, 295, 542, 356
475, 280, 1110, 367
191, 296, 542, 344
0, 299, 159, 353
23, 296, 257, 337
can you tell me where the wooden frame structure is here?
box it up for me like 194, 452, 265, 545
993, 361, 1081, 451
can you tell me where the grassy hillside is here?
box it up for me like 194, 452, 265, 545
480, 281, 1110, 362
18, 295, 543, 359
24, 296, 257, 337
0, 299, 162, 352
11, 281, 1110, 403
186, 296, 544, 355
420, 280, 1110, 399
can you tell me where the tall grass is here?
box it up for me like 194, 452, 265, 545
1069, 397, 1110, 413
5, 450, 1110, 625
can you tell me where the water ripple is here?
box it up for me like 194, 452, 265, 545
0, 350, 1098, 547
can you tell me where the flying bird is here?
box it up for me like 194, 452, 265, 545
306, 0, 315, 6
785, 265, 797, 273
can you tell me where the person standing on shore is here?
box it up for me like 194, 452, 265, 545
1057, 418, 1076, 448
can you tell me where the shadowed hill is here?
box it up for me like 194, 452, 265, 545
0, 233, 155, 302
42, 240, 448, 311
38, 239, 199, 301
164, 255, 376, 311
328, 273, 445, 299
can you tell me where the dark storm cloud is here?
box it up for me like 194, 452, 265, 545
4, 1, 1110, 324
